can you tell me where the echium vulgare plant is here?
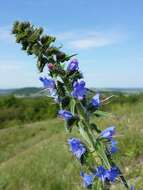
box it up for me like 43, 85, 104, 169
12, 21, 134, 190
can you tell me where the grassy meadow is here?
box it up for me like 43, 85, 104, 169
0, 93, 143, 190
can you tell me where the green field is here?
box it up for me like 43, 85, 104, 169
0, 95, 143, 190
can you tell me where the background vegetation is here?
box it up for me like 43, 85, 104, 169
0, 95, 57, 128
0, 91, 143, 189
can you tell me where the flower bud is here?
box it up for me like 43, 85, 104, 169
47, 63, 54, 70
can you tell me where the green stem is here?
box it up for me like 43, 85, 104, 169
58, 76, 128, 190
96, 142, 111, 169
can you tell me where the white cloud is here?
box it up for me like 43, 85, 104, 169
56, 32, 76, 41
0, 58, 40, 88
69, 36, 110, 49
56, 29, 125, 50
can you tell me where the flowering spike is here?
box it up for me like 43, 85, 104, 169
13, 21, 133, 190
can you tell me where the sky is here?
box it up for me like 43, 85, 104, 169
0, 0, 143, 89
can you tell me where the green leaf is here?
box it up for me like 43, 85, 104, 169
92, 179, 103, 190
78, 122, 94, 151
70, 99, 76, 114
56, 81, 66, 97
94, 110, 110, 117
90, 123, 101, 133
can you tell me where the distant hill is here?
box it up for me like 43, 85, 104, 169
0, 87, 143, 97
93, 88, 143, 94
12, 87, 42, 96
0, 89, 15, 95
0, 87, 42, 96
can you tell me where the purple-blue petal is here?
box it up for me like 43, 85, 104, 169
95, 166, 110, 182
100, 126, 116, 140
110, 140, 118, 154
72, 80, 87, 100
108, 167, 120, 182
95, 166, 119, 182
58, 110, 73, 121
91, 93, 100, 108
68, 138, 86, 159
81, 172, 94, 188
67, 59, 79, 71
39, 77, 55, 89
130, 186, 135, 190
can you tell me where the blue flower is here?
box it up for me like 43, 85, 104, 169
108, 167, 120, 182
71, 80, 87, 100
95, 166, 119, 182
108, 139, 118, 154
39, 77, 55, 89
95, 166, 110, 182
80, 172, 94, 188
58, 110, 73, 121
100, 126, 115, 140
67, 59, 79, 72
130, 186, 135, 190
68, 138, 86, 159
91, 93, 100, 108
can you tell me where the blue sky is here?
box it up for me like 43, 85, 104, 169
0, 0, 143, 88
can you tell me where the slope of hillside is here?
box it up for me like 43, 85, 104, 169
0, 101, 143, 189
